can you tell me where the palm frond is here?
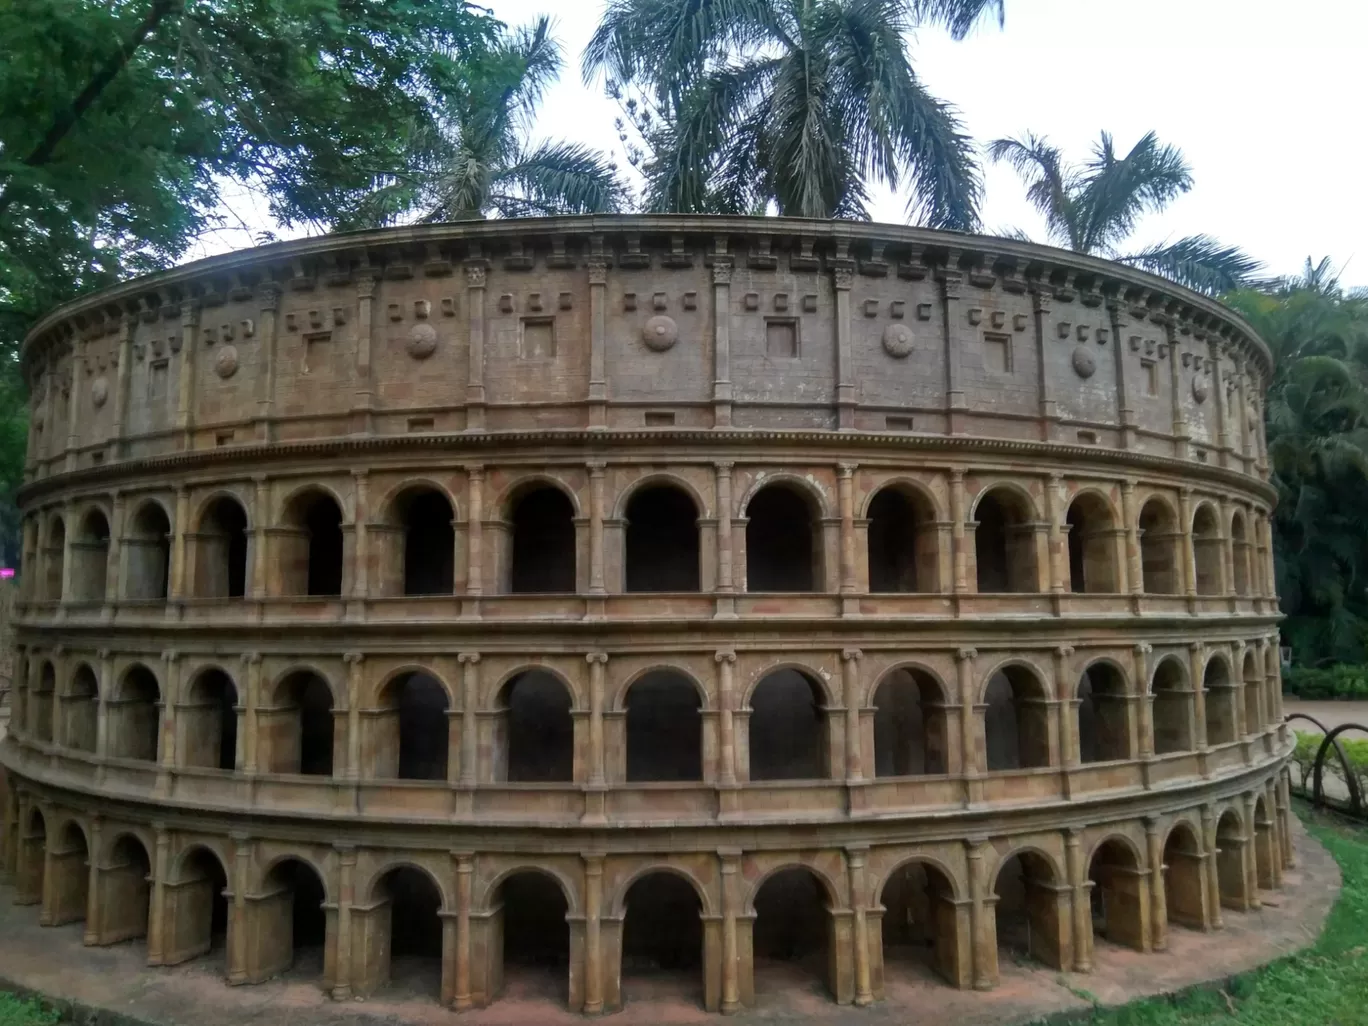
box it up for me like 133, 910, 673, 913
987, 133, 1079, 247
491, 141, 627, 217
1118, 234, 1261, 295
1076, 131, 1191, 254
908, 0, 1004, 39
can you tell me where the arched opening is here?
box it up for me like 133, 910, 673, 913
1076, 663, 1130, 764
752, 868, 833, 1000
1231, 512, 1251, 596
872, 668, 948, 776
96, 835, 151, 946
47, 822, 90, 926
1065, 494, 1118, 593
72, 508, 111, 602
1162, 824, 1205, 930
280, 490, 344, 597
983, 666, 1051, 771
625, 671, 702, 782
194, 497, 248, 598
866, 485, 939, 593
974, 489, 1038, 593
1150, 659, 1193, 755
264, 672, 334, 776
1254, 796, 1275, 890
879, 861, 963, 987
746, 484, 820, 592
372, 672, 450, 780
1087, 840, 1146, 951
181, 669, 238, 771
164, 847, 229, 966
748, 669, 828, 780
43, 515, 66, 602
257, 859, 328, 984
1204, 657, 1238, 746
18, 808, 47, 905
31, 661, 55, 742
1242, 653, 1262, 734
395, 487, 455, 596
496, 671, 574, 782
621, 872, 703, 1007
110, 664, 160, 762
64, 664, 99, 753
509, 486, 576, 593
364, 867, 444, 999
993, 852, 1065, 969
625, 485, 700, 592
497, 871, 570, 1005
125, 501, 171, 600
1192, 504, 1222, 596
1138, 499, 1179, 594
1215, 811, 1249, 910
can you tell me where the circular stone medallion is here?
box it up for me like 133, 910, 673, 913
642, 315, 678, 352
91, 376, 109, 408
1071, 346, 1096, 379
407, 323, 438, 360
882, 323, 914, 358
214, 345, 240, 379
1192, 376, 1209, 403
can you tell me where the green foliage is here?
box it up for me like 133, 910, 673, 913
988, 131, 1261, 295
586, 0, 1003, 225
1283, 666, 1368, 701
0, 994, 59, 1026
1076, 808, 1368, 1025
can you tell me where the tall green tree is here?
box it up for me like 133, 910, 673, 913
988, 131, 1260, 295
345, 17, 626, 226
585, 0, 1005, 226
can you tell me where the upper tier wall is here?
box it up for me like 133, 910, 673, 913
19, 216, 1271, 486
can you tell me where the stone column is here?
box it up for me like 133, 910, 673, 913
1032, 287, 1057, 439
95, 648, 113, 761
331, 845, 356, 999
847, 846, 873, 1005
1054, 646, 1078, 793
1065, 828, 1091, 971
458, 653, 480, 786
83, 816, 103, 945
344, 652, 364, 781
349, 470, 369, 615
712, 258, 734, 426
842, 648, 863, 781
1120, 479, 1143, 597
251, 475, 270, 600
255, 283, 281, 440
157, 650, 180, 790
350, 273, 377, 433
228, 833, 251, 984
719, 848, 742, 1013
464, 263, 487, 430
585, 652, 608, 819
175, 305, 198, 448
965, 837, 993, 989
65, 341, 84, 472
106, 491, 125, 609
1188, 642, 1209, 754
588, 461, 606, 596
1241, 793, 1262, 909
837, 464, 858, 610
587, 255, 609, 429
1200, 805, 1223, 929
583, 853, 605, 1013
957, 648, 981, 804
147, 824, 171, 965
464, 465, 484, 606
941, 268, 968, 434
1277, 773, 1296, 868
950, 470, 968, 596
1177, 487, 1197, 600
833, 263, 856, 429
1133, 643, 1154, 759
454, 852, 474, 1009
110, 315, 134, 458
1144, 817, 1168, 951
58, 501, 76, 610
714, 461, 736, 617
716, 650, 737, 787
1045, 473, 1066, 595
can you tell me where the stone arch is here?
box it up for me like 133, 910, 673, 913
110, 662, 161, 761
991, 847, 1067, 970
981, 662, 1052, 770
624, 481, 702, 592
181, 666, 238, 771
877, 856, 966, 988
71, 506, 111, 602
371, 669, 451, 780
1150, 656, 1194, 754
871, 665, 950, 776
46, 818, 91, 926
359, 863, 446, 1000
1087, 836, 1147, 951
42, 511, 66, 601
1064, 490, 1119, 593
746, 667, 831, 781
1215, 808, 1249, 910
748, 864, 840, 1001
192, 493, 249, 598
503, 479, 578, 594
30, 660, 56, 742
1192, 502, 1223, 596
619, 869, 708, 1007
614, 472, 710, 521
377, 481, 457, 597
252, 857, 329, 983
972, 484, 1039, 593
745, 480, 825, 592
163, 844, 229, 966
1230, 509, 1251, 596
1162, 821, 1206, 930
63, 662, 99, 753
487, 866, 573, 1006
19, 806, 47, 905
94, 832, 152, 946
125, 499, 172, 600
1076, 660, 1131, 763
610, 863, 714, 918
1137, 496, 1180, 594
865, 480, 941, 593
494, 669, 575, 782
262, 668, 336, 775
623, 669, 703, 782
278, 485, 345, 597
1242, 650, 1262, 734
1204, 653, 1238, 745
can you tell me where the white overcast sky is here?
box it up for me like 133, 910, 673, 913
199, 0, 1368, 287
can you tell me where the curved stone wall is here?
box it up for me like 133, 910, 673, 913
1, 216, 1290, 1014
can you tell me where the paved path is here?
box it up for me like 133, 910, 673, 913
1283, 700, 1368, 734
0, 818, 1339, 1026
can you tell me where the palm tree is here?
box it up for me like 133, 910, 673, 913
584, 0, 1006, 227
346, 18, 626, 226
987, 130, 1260, 295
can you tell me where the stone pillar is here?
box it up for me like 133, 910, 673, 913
175, 305, 198, 448
1178, 487, 1197, 600
458, 653, 480, 786
1278, 773, 1296, 868
64, 341, 84, 472
96, 648, 114, 760
842, 648, 863, 781
241, 652, 262, 775
106, 490, 125, 609
847, 846, 873, 1005
716, 650, 737, 787
1054, 646, 1078, 793
344, 652, 364, 781
453, 852, 474, 1009
587, 653, 608, 787
586, 255, 608, 429
464, 263, 487, 430
583, 853, 605, 1013
956, 648, 981, 805
588, 461, 606, 596
1133, 643, 1154, 759
1188, 642, 1209, 753
833, 263, 856, 429
1144, 817, 1168, 951
1242, 793, 1262, 909
950, 470, 968, 595
110, 316, 134, 458
464, 465, 484, 606
228, 833, 251, 983
1120, 479, 1143, 597
1200, 805, 1223, 929
965, 837, 993, 989
331, 845, 356, 999
837, 464, 858, 611
941, 268, 968, 433
58, 501, 76, 610
157, 651, 180, 791
350, 274, 377, 433
712, 258, 734, 426
719, 847, 744, 1012
714, 461, 735, 617
1265, 779, 1284, 888
349, 470, 369, 614
147, 824, 170, 965
1045, 473, 1066, 594
1065, 828, 1091, 971
83, 816, 103, 945
255, 283, 280, 439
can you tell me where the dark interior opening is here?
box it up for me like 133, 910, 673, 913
983, 666, 1050, 770
748, 669, 826, 780
1077, 663, 1128, 763
752, 868, 828, 963
499, 671, 574, 782
502, 872, 570, 966
127, 502, 172, 600
867, 487, 932, 593
625, 671, 702, 781
872, 668, 947, 776
277, 672, 335, 776
974, 490, 1036, 593
622, 873, 702, 975
394, 672, 450, 780
625, 485, 700, 592
401, 489, 455, 595
510, 487, 576, 593
198, 498, 248, 598
746, 485, 818, 592
301, 494, 344, 596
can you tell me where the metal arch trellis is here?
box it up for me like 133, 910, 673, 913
1284, 712, 1368, 817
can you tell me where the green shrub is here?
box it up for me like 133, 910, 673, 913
0, 994, 60, 1026
1291, 730, 1368, 803
1282, 663, 1368, 700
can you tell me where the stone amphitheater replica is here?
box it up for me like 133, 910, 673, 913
0, 215, 1291, 1016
